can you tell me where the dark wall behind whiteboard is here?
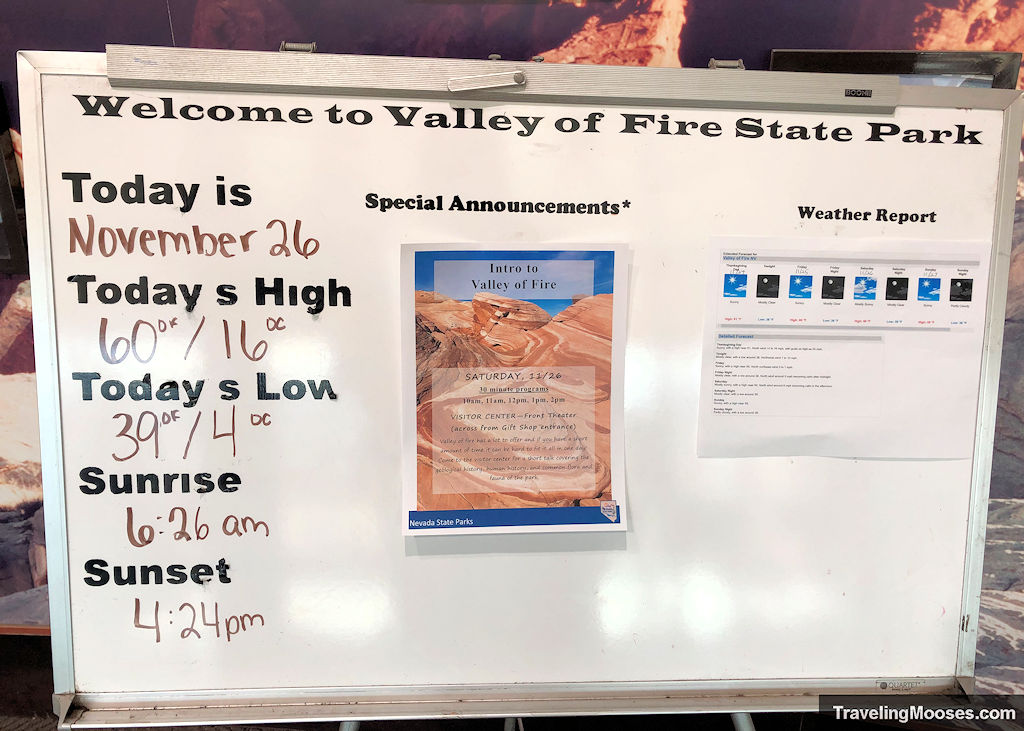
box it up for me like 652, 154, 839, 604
1, 0, 1023, 696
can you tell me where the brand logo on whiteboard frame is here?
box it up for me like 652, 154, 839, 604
845, 88, 873, 98
876, 679, 927, 691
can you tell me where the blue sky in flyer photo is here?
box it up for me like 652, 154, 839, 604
415, 250, 614, 316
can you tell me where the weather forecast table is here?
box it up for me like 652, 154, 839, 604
698, 238, 988, 458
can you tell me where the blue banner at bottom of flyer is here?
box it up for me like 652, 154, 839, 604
409, 505, 620, 530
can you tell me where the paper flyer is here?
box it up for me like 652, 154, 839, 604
697, 236, 990, 459
402, 246, 627, 534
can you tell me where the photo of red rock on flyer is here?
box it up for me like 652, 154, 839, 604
415, 288, 614, 512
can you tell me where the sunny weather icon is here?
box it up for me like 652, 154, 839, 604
917, 278, 942, 301
854, 276, 877, 300
723, 273, 747, 298
789, 275, 813, 299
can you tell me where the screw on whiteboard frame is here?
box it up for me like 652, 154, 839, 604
280, 42, 317, 53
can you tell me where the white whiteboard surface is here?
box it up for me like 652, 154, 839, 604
18, 47, 1024, 725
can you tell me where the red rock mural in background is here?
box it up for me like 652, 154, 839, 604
0, 0, 1022, 689
0, 277, 45, 630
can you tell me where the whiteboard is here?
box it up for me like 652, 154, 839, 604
18, 47, 1024, 726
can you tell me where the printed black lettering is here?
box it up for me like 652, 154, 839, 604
74, 95, 129, 117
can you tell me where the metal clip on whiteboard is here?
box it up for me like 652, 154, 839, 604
708, 58, 746, 70
279, 42, 316, 53
447, 70, 527, 93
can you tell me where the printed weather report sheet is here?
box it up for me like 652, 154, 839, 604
698, 236, 991, 459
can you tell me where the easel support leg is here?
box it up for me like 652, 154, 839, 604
732, 712, 756, 731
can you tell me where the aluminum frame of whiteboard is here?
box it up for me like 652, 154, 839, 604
17, 49, 111, 707
15, 45, 1024, 726
955, 70, 1024, 685
64, 677, 959, 728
